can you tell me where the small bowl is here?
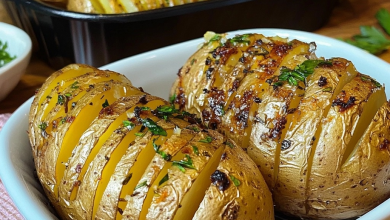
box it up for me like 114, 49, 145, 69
0, 22, 32, 101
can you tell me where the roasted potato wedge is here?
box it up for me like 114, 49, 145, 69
170, 32, 390, 219
28, 64, 274, 220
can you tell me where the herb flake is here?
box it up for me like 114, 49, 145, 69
158, 174, 169, 186
102, 99, 109, 108
142, 118, 167, 136
134, 181, 147, 190
199, 136, 213, 143
230, 175, 241, 187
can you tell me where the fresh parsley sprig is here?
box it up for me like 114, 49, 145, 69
342, 8, 390, 54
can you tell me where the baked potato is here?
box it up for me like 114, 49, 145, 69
28, 64, 274, 219
42, 0, 207, 14
170, 32, 390, 219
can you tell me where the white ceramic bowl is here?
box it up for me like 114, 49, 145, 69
1, 29, 390, 220
0, 22, 32, 101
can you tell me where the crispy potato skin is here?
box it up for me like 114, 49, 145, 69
29, 64, 273, 220
170, 33, 390, 219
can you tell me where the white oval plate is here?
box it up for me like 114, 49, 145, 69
0, 28, 389, 220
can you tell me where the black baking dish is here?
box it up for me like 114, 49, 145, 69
2, 0, 338, 69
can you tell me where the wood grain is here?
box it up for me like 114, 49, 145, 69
0, 0, 389, 113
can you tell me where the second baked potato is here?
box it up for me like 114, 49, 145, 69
170, 32, 390, 219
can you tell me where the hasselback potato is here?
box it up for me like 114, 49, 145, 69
28, 64, 274, 219
170, 32, 390, 219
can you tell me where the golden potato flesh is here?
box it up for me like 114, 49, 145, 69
170, 32, 390, 219
28, 64, 274, 220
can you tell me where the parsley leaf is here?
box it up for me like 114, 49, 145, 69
38, 122, 47, 130
192, 145, 199, 155
123, 120, 135, 130
134, 181, 147, 190
142, 118, 167, 136
229, 34, 250, 45
102, 99, 109, 108
376, 8, 390, 35
0, 40, 16, 68
158, 174, 169, 186
199, 136, 213, 143
169, 93, 176, 104
342, 8, 390, 54
70, 81, 79, 89
153, 138, 172, 161
274, 60, 332, 86
153, 105, 179, 119
172, 155, 196, 172
230, 175, 241, 187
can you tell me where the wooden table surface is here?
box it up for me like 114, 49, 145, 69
0, 0, 390, 114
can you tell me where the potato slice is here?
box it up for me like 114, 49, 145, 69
306, 75, 387, 218
246, 41, 311, 189
145, 129, 224, 219
273, 58, 359, 215
117, 126, 197, 220
192, 138, 274, 219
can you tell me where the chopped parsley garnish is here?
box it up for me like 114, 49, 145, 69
188, 126, 200, 132
60, 117, 66, 125
275, 60, 332, 86
140, 106, 150, 111
153, 138, 172, 161
172, 155, 196, 172
70, 81, 79, 89
376, 8, 390, 35
134, 181, 147, 190
135, 132, 146, 137
199, 136, 213, 143
0, 40, 16, 68
102, 99, 109, 108
38, 122, 47, 130
64, 93, 71, 97
192, 145, 199, 156
158, 174, 169, 186
191, 58, 196, 65
153, 105, 179, 119
342, 8, 390, 54
230, 175, 241, 187
225, 141, 235, 148
229, 34, 250, 45
169, 94, 176, 104
57, 94, 65, 105
123, 120, 135, 130
142, 118, 167, 136
209, 34, 222, 42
